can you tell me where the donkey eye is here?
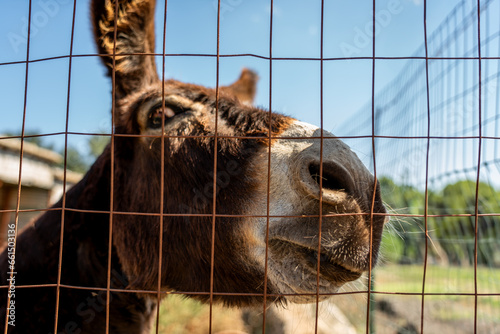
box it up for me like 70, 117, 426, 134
147, 104, 185, 129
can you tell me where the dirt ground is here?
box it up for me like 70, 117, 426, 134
332, 292, 500, 334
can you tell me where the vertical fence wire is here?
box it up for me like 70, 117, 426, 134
365, 0, 377, 332
155, 0, 170, 333
314, 0, 325, 333
208, 1, 222, 332
2, 0, 33, 332
261, 1, 274, 332
104, 0, 120, 332
53, 0, 78, 332
421, 1, 431, 333
473, 0, 483, 332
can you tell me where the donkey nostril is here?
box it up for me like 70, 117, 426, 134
308, 163, 355, 196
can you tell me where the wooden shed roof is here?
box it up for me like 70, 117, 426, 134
0, 137, 62, 164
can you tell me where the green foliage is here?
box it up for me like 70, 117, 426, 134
429, 180, 500, 266
379, 177, 427, 264
88, 135, 110, 159
380, 230, 405, 264
380, 177, 500, 267
59, 146, 89, 174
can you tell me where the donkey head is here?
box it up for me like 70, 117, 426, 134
92, 0, 386, 306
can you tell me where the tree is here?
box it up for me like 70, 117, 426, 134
88, 135, 110, 159
379, 177, 427, 264
59, 146, 89, 174
380, 177, 500, 267
430, 180, 500, 266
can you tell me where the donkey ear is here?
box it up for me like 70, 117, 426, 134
92, 0, 159, 100
221, 68, 259, 105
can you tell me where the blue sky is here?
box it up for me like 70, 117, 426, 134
0, 0, 498, 185
0, 0, 434, 136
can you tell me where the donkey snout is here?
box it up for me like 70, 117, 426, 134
291, 149, 386, 271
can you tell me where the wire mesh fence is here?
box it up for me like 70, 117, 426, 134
0, 0, 499, 333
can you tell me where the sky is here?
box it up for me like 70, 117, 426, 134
0, 0, 439, 134
0, 0, 498, 186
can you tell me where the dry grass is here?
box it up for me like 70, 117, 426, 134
150, 295, 246, 334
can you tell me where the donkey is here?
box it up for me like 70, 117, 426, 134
0, 0, 386, 333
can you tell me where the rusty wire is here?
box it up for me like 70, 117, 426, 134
365, 0, 377, 332
1, 1, 499, 334
420, 1, 432, 333
260, 0, 273, 332
2, 0, 33, 332
154, 0, 169, 333
207, 1, 222, 332
472, 0, 484, 332
314, 1, 325, 333
51, 0, 77, 330
1, 280, 499, 299
3, 54, 500, 69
